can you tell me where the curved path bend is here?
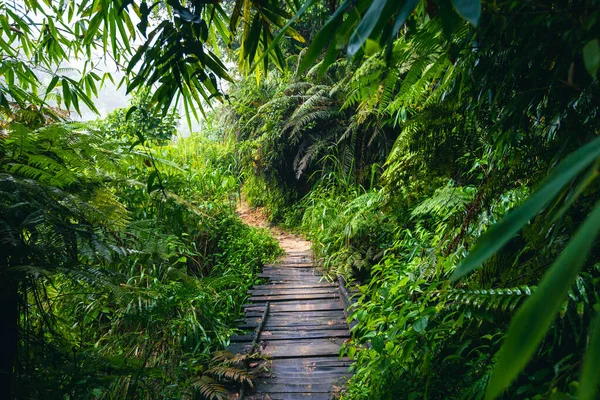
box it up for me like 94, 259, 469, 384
228, 202, 351, 399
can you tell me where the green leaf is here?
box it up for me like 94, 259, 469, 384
451, 0, 481, 27
389, 0, 420, 39
61, 79, 72, 108
347, 0, 388, 57
298, 0, 353, 73
372, 335, 384, 353
248, 0, 314, 73
347, 345, 356, 358
578, 310, 600, 400
46, 76, 60, 93
452, 135, 600, 281
147, 170, 158, 193
126, 106, 138, 120
413, 316, 429, 333
583, 39, 600, 78
485, 201, 600, 399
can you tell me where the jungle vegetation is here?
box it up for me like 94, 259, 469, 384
1, 0, 600, 399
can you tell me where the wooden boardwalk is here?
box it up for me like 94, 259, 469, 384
228, 249, 351, 399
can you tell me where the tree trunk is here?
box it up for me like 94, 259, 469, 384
0, 282, 19, 399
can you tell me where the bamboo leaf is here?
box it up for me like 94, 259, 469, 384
347, 0, 388, 57
452, 135, 600, 281
298, 0, 353, 73
583, 39, 600, 77
578, 310, 600, 400
485, 201, 600, 399
451, 0, 481, 27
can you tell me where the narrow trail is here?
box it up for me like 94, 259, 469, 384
229, 200, 351, 399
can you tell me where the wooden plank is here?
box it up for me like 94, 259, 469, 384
272, 367, 350, 375
247, 310, 345, 318
266, 310, 347, 318
259, 275, 324, 282
226, 343, 248, 354
262, 270, 320, 276
257, 376, 348, 385
259, 329, 349, 340
262, 338, 346, 358
266, 394, 332, 400
259, 273, 323, 280
264, 266, 318, 271
264, 320, 348, 328
262, 270, 319, 275
245, 315, 346, 324
239, 319, 347, 330
230, 334, 253, 342
267, 302, 344, 312
270, 369, 350, 378
254, 383, 336, 393
244, 299, 343, 312
271, 356, 351, 366
253, 283, 335, 290
228, 339, 345, 358
244, 299, 344, 312
251, 293, 340, 302
265, 324, 348, 331
248, 288, 338, 296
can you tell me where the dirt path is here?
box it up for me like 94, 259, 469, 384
236, 198, 311, 255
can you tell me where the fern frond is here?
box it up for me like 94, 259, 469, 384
193, 376, 228, 400
207, 365, 254, 386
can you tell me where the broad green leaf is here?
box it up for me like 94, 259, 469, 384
125, 106, 138, 120
413, 316, 429, 333
147, 170, 158, 193
485, 201, 600, 399
298, 0, 354, 73
583, 39, 600, 77
389, 0, 420, 40
578, 310, 600, 400
372, 335, 384, 352
347, 0, 389, 57
46, 76, 59, 93
451, 0, 481, 27
452, 135, 600, 281
61, 79, 72, 108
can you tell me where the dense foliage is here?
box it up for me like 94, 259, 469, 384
2, 0, 600, 399
0, 97, 281, 397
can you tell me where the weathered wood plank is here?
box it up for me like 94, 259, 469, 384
258, 276, 325, 283
262, 338, 346, 358
265, 324, 349, 331
265, 394, 332, 400
270, 356, 351, 366
271, 367, 350, 375
263, 266, 318, 271
253, 283, 335, 290
239, 319, 347, 330
229, 339, 345, 358
244, 315, 346, 324
248, 288, 338, 296
244, 299, 343, 312
259, 329, 349, 340
247, 310, 345, 318
254, 383, 337, 393
246, 302, 344, 312
229, 334, 253, 342
256, 376, 349, 385
251, 293, 340, 302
